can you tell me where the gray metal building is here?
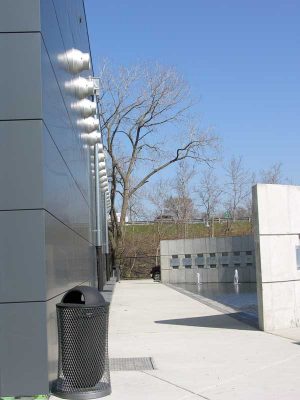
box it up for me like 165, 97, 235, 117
161, 236, 256, 284
0, 1, 109, 396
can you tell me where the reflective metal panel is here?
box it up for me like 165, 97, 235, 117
0, 302, 49, 396
45, 210, 96, 300
0, 210, 95, 303
51, 0, 91, 55
0, 33, 42, 120
0, 120, 43, 210
0, 210, 46, 303
0, 0, 40, 33
43, 124, 91, 241
0, 119, 91, 242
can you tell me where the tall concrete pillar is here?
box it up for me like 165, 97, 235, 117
253, 184, 300, 331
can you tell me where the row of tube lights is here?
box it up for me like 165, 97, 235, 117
63, 49, 100, 146
63, 49, 110, 206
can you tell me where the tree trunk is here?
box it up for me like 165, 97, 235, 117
109, 187, 130, 270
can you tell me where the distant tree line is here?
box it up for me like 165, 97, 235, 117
145, 158, 287, 226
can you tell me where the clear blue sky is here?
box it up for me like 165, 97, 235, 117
85, 0, 300, 183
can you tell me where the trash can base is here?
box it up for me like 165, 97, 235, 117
53, 383, 111, 399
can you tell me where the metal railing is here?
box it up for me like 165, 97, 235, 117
124, 217, 251, 225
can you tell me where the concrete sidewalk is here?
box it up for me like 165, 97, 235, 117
107, 280, 300, 400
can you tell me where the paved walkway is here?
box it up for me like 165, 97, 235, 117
107, 280, 300, 400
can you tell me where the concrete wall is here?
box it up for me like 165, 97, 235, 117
253, 184, 300, 331
160, 236, 256, 284
0, 1, 106, 395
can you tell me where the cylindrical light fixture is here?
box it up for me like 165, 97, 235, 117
100, 181, 108, 188
99, 161, 106, 170
91, 150, 103, 161
81, 131, 101, 145
65, 77, 95, 99
72, 99, 96, 117
77, 117, 99, 132
64, 48, 90, 73
98, 153, 105, 162
99, 175, 107, 183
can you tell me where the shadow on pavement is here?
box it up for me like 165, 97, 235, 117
155, 312, 258, 330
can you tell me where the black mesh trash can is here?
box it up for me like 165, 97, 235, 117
53, 286, 111, 399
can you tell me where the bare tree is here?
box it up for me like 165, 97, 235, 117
259, 162, 284, 184
147, 179, 173, 263
163, 161, 198, 237
164, 162, 196, 220
164, 196, 195, 221
242, 172, 257, 218
147, 178, 172, 220
194, 168, 222, 233
239, 162, 286, 224
224, 156, 251, 222
126, 180, 148, 223
98, 62, 218, 260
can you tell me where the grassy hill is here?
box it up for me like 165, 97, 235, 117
125, 220, 252, 239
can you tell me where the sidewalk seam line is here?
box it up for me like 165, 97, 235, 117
141, 371, 212, 399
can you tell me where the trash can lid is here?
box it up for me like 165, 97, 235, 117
61, 286, 107, 306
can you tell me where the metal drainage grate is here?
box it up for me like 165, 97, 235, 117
110, 357, 155, 371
